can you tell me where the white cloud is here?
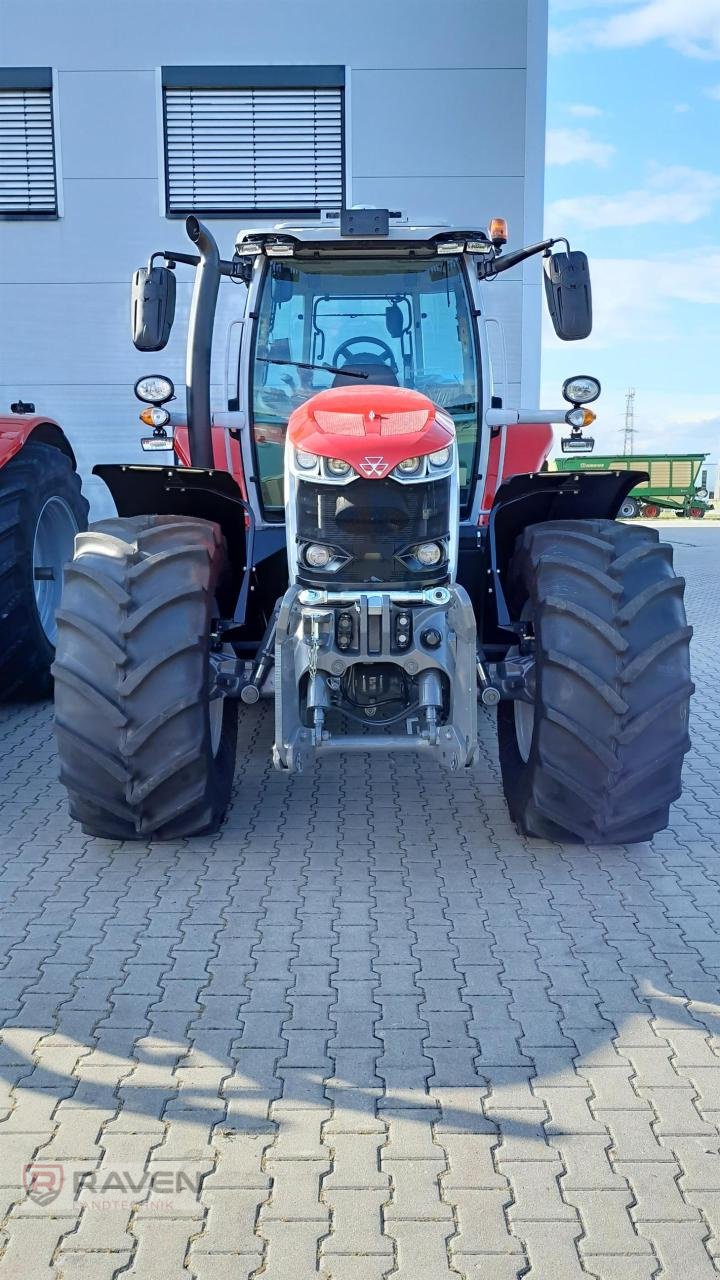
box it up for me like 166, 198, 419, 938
595, 0, 720, 57
546, 165, 720, 229
706, 83, 720, 97
546, 128, 616, 167
551, 0, 720, 58
566, 102, 604, 117
674, 102, 690, 112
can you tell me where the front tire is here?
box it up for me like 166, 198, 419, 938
497, 519, 693, 844
0, 442, 88, 700
53, 514, 238, 839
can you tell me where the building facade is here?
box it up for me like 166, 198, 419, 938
0, 0, 548, 517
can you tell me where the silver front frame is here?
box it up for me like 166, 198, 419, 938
272, 583, 478, 774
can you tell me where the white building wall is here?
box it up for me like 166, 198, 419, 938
0, 0, 547, 518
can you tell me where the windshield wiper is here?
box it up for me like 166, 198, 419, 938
257, 357, 368, 379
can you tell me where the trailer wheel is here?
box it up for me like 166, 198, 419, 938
619, 497, 640, 519
641, 503, 660, 519
53, 514, 238, 840
497, 519, 693, 844
0, 441, 88, 700
689, 506, 706, 519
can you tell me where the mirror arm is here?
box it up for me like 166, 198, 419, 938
478, 238, 563, 280
157, 249, 244, 279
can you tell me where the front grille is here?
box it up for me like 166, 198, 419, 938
296, 476, 450, 585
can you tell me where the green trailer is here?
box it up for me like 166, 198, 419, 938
555, 452, 712, 518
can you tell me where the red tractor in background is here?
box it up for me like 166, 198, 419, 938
0, 404, 87, 699
52, 209, 693, 845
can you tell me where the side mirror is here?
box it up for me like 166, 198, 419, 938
131, 264, 176, 352
543, 249, 592, 341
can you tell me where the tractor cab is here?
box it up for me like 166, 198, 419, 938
242, 229, 482, 516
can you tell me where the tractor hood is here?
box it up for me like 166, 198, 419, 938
286, 385, 455, 478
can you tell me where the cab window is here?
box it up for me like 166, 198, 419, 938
251, 256, 480, 513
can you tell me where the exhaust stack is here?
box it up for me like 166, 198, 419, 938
185, 215, 219, 470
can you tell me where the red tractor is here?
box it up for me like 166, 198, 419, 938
53, 210, 693, 844
0, 404, 87, 699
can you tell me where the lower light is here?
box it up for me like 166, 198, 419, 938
141, 436, 174, 452
415, 542, 443, 567
305, 544, 331, 568
296, 450, 318, 470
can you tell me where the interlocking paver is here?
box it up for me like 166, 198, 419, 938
0, 527, 719, 1277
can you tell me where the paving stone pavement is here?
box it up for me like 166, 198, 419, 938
0, 524, 719, 1279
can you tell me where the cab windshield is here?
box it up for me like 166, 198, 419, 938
250, 255, 480, 512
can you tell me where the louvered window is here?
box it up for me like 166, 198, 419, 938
0, 70, 57, 216
162, 67, 344, 216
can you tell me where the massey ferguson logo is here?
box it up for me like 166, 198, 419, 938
359, 456, 389, 477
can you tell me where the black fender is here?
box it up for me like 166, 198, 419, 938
484, 469, 648, 638
94, 463, 250, 621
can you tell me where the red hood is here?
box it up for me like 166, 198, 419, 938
287, 384, 454, 479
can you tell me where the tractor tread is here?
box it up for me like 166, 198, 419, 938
542, 596, 629, 653
0, 442, 88, 700
535, 554, 624, 596
498, 517, 693, 845
53, 513, 238, 840
616, 681, 696, 745
544, 649, 629, 714
617, 575, 686, 624
621, 626, 694, 682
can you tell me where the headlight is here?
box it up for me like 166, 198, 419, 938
562, 375, 601, 405
296, 450, 318, 470
140, 406, 171, 428
415, 542, 443, 567
326, 457, 352, 477
134, 375, 174, 405
395, 456, 422, 476
304, 544, 331, 568
429, 447, 451, 468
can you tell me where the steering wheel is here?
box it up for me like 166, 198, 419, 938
332, 336, 398, 371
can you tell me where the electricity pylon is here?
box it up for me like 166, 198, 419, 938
622, 388, 636, 456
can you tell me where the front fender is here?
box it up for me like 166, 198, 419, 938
0, 416, 75, 469
93, 463, 249, 621
486, 469, 647, 634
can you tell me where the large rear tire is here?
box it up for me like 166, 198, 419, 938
53, 514, 238, 839
497, 519, 693, 844
0, 442, 88, 700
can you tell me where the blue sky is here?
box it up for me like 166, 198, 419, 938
542, 0, 720, 460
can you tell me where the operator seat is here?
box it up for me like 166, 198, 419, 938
332, 353, 399, 388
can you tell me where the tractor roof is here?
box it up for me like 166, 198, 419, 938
234, 212, 493, 259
